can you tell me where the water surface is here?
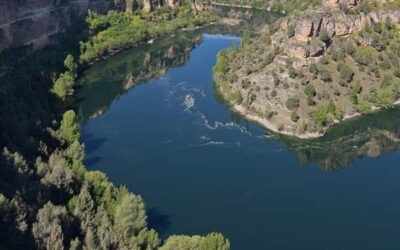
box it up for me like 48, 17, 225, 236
76, 29, 400, 250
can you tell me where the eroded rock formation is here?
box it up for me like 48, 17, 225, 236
0, 0, 114, 52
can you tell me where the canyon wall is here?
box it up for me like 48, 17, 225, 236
0, 0, 114, 53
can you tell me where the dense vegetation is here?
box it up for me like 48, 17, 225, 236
214, 1, 400, 137
0, 4, 229, 250
79, 8, 218, 63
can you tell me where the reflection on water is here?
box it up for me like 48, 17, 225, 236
75, 28, 205, 121
76, 15, 400, 250
276, 107, 400, 171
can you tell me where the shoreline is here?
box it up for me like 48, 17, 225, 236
218, 86, 400, 139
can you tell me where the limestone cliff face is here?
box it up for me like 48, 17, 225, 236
0, 0, 114, 52
276, 3, 400, 62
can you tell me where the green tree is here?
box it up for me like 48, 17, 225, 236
339, 64, 354, 84
51, 72, 75, 100
114, 193, 147, 243
64, 54, 77, 74
58, 110, 80, 144
200, 233, 230, 250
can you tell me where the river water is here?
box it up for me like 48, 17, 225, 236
76, 26, 400, 249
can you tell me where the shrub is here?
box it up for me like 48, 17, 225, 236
356, 100, 372, 113
286, 96, 300, 110
354, 46, 376, 66
309, 63, 318, 75
339, 64, 354, 83
320, 55, 329, 65
291, 111, 300, 122
319, 68, 332, 82
230, 91, 243, 104
305, 84, 316, 97
319, 29, 330, 44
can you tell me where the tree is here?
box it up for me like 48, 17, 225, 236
64, 54, 77, 74
58, 110, 80, 144
320, 68, 332, 82
52, 72, 75, 100
32, 202, 70, 250
354, 46, 375, 66
41, 151, 74, 195
286, 96, 300, 110
319, 29, 330, 44
305, 84, 316, 97
200, 233, 230, 250
339, 64, 354, 84
114, 193, 147, 244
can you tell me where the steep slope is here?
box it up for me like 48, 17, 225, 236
214, 0, 400, 138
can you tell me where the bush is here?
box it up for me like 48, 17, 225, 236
356, 100, 372, 113
291, 111, 300, 122
319, 68, 332, 82
305, 84, 316, 97
319, 29, 330, 44
320, 55, 330, 65
271, 89, 277, 97
339, 64, 354, 83
286, 96, 300, 110
330, 48, 345, 62
354, 46, 376, 66
230, 91, 243, 104
309, 63, 318, 75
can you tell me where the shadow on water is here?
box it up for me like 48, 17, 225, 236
74, 27, 209, 122
271, 107, 400, 171
84, 156, 103, 167
81, 130, 107, 155
147, 207, 172, 238
213, 72, 400, 171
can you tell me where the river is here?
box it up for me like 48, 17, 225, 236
75, 25, 400, 249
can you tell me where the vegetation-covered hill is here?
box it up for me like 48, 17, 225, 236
214, 0, 400, 138
0, 2, 230, 249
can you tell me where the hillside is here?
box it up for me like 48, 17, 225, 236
214, 0, 400, 138
0, 1, 229, 249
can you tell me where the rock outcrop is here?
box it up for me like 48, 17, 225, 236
0, 0, 114, 53
292, 9, 400, 41
277, 7, 400, 60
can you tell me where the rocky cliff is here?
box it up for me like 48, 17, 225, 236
278, 1, 400, 62
214, 0, 400, 138
0, 0, 114, 53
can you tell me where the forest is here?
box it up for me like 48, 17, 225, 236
0, 2, 229, 249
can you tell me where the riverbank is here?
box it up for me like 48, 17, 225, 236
228, 99, 400, 139
79, 10, 219, 64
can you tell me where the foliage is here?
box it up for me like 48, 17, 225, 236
58, 110, 80, 144
80, 10, 218, 63
286, 96, 300, 110
51, 72, 75, 100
